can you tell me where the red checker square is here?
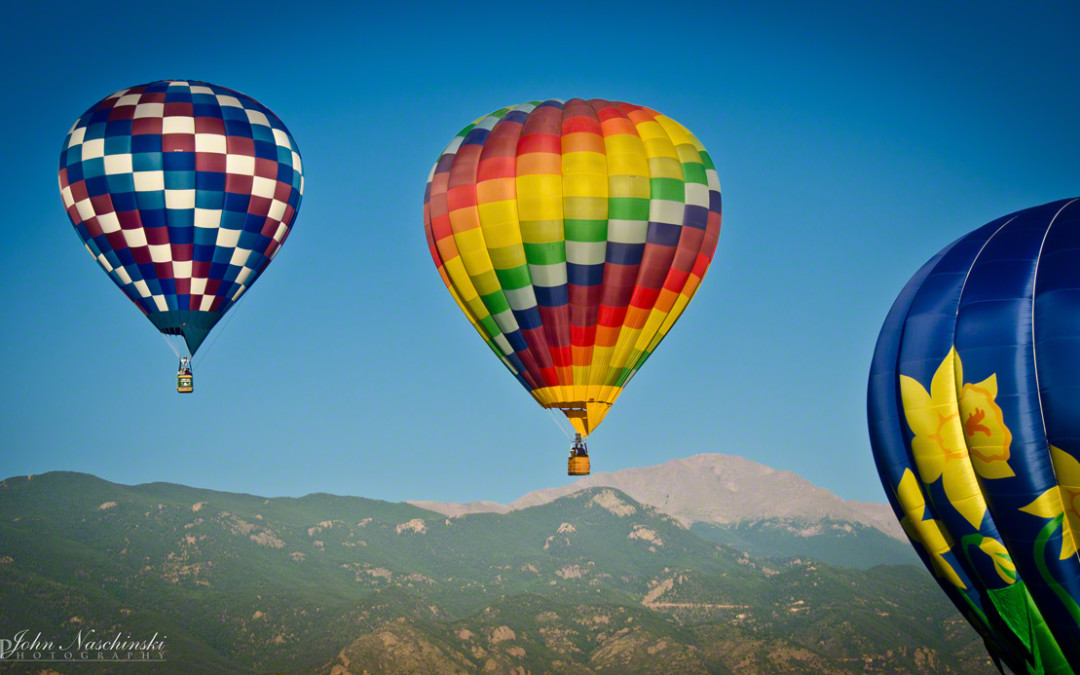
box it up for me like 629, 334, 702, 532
117, 210, 142, 230
131, 245, 152, 265
260, 218, 279, 237
108, 106, 135, 121
273, 181, 291, 202
225, 173, 253, 194
163, 133, 195, 152
248, 196, 272, 217
282, 204, 296, 224
195, 117, 226, 134
83, 216, 104, 239
254, 158, 277, 179
171, 243, 193, 261
105, 230, 128, 251
90, 193, 115, 215
446, 185, 477, 211
163, 102, 193, 117
144, 226, 169, 245
58, 167, 69, 189
264, 240, 280, 259
208, 296, 224, 312
69, 179, 90, 203
195, 152, 227, 172
153, 261, 174, 280
204, 278, 221, 295
192, 260, 212, 277
174, 278, 191, 296
226, 136, 255, 156
141, 92, 166, 103
132, 117, 163, 135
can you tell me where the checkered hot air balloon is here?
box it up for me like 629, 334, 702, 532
58, 80, 304, 364
424, 99, 721, 473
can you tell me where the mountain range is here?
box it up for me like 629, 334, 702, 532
409, 454, 916, 569
0, 464, 996, 673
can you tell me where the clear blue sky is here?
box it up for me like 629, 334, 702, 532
2, 1, 1078, 506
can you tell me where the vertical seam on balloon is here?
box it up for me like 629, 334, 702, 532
1032, 197, 1080, 565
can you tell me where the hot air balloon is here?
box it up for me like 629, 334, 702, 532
58, 80, 304, 392
868, 198, 1080, 674
424, 99, 721, 474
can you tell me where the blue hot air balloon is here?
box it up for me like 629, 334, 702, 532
868, 198, 1080, 674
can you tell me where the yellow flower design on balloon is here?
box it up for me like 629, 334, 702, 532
900, 348, 1015, 529
1019, 446, 1080, 560
895, 469, 965, 588
977, 536, 1017, 585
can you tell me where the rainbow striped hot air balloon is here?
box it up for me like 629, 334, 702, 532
424, 99, 721, 473
868, 198, 1080, 674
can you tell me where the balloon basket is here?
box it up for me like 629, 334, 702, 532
567, 455, 590, 476
177, 374, 194, 394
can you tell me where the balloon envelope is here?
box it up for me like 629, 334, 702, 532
424, 99, 721, 437
868, 198, 1080, 673
58, 80, 304, 355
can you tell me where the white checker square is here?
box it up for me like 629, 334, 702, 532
149, 243, 171, 263
199, 295, 215, 311
75, 198, 95, 221
226, 154, 255, 176
272, 222, 288, 243
104, 154, 133, 175
272, 128, 292, 149
566, 240, 606, 266
133, 171, 165, 192
191, 278, 208, 295
216, 94, 242, 108
251, 176, 276, 199
134, 102, 164, 118
529, 262, 567, 288
61, 185, 74, 209
115, 94, 141, 107
67, 127, 86, 147
194, 208, 222, 229
650, 199, 685, 225
291, 152, 302, 173
607, 219, 647, 244
96, 253, 114, 273
503, 285, 538, 310
684, 182, 709, 208
133, 279, 151, 298
493, 334, 513, 355
268, 199, 286, 221
162, 116, 195, 134
229, 247, 252, 267
97, 211, 121, 234
231, 284, 248, 302
190, 85, 214, 95
173, 260, 193, 279
215, 227, 241, 248
195, 133, 227, 154
152, 295, 168, 312
165, 189, 196, 209
245, 109, 270, 127
235, 267, 252, 286
81, 138, 105, 160
116, 267, 133, 285
122, 228, 148, 248
492, 309, 520, 334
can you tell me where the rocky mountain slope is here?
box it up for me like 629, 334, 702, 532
0, 472, 989, 673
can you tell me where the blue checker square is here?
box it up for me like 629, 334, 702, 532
237, 230, 261, 248
164, 171, 196, 191
251, 125, 275, 143
85, 175, 110, 197
81, 158, 106, 181
193, 242, 216, 258
105, 120, 133, 139
165, 209, 195, 229
132, 152, 163, 172
224, 119, 253, 138
163, 152, 196, 172
109, 188, 137, 211
254, 140, 277, 160
196, 172, 226, 192
211, 245, 235, 264
208, 261, 229, 278
223, 192, 250, 213
136, 204, 167, 226
168, 224, 194, 245
104, 134, 132, 155
195, 187, 225, 210
132, 134, 162, 154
